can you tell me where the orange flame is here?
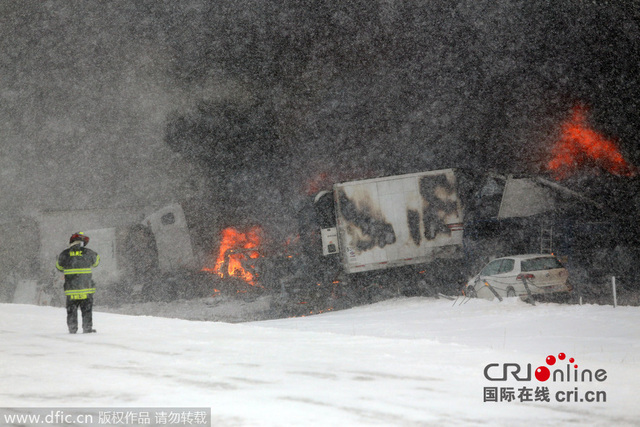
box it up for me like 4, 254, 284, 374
305, 172, 332, 195
547, 105, 636, 180
203, 226, 261, 285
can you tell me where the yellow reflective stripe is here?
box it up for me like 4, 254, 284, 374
62, 268, 93, 275
65, 288, 95, 300
65, 288, 96, 295
92, 254, 100, 268
56, 262, 64, 271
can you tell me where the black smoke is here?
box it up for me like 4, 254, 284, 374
3, 1, 640, 303
160, 1, 640, 222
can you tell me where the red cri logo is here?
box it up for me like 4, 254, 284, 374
535, 352, 579, 382
484, 352, 606, 383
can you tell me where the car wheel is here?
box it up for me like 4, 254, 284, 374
506, 288, 516, 298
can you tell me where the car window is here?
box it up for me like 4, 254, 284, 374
498, 259, 515, 274
480, 260, 503, 276
521, 257, 563, 272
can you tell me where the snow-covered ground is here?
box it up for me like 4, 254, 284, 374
1, 297, 639, 426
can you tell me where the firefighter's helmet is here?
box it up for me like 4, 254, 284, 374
69, 232, 89, 246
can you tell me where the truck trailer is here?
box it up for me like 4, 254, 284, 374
310, 168, 466, 296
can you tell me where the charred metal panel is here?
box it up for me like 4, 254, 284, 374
419, 174, 459, 240
407, 209, 421, 246
313, 190, 337, 228
337, 188, 396, 251
333, 169, 464, 274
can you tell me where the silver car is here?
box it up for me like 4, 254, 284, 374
464, 254, 571, 301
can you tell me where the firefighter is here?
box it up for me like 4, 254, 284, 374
56, 232, 100, 334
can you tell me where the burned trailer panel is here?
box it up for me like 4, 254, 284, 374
332, 169, 464, 274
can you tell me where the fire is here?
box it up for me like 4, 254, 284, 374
203, 226, 262, 285
305, 172, 332, 195
547, 105, 637, 180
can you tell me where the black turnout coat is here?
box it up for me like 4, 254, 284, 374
56, 243, 100, 300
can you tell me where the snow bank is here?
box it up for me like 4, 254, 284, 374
0, 297, 638, 426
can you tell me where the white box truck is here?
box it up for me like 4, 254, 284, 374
315, 168, 465, 276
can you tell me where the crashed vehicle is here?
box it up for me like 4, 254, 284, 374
464, 254, 571, 301
312, 169, 466, 291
